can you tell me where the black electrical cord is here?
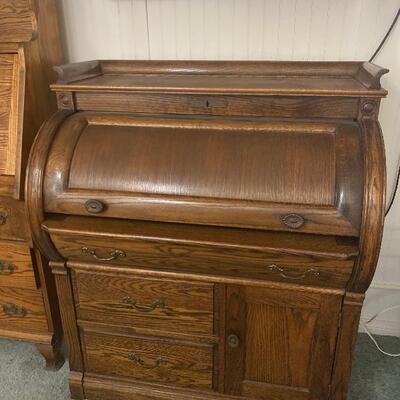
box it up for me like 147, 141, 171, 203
368, 7, 400, 217
369, 7, 400, 63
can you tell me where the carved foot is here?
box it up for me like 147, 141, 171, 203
36, 337, 65, 370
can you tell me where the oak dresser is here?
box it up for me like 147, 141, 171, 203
27, 60, 387, 399
0, 0, 64, 368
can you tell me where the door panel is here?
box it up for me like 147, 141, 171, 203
225, 285, 342, 400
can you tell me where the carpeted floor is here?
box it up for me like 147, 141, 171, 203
0, 333, 399, 399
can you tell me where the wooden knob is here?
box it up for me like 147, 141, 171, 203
282, 213, 305, 229
227, 334, 240, 348
84, 199, 105, 214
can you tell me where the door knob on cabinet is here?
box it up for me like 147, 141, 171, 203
227, 334, 240, 348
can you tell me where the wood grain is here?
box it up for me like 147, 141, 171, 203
73, 271, 214, 336
0, 197, 30, 241
75, 92, 360, 120
0, 0, 36, 43
0, 242, 37, 289
0, 53, 20, 176
0, 286, 48, 333
49, 230, 355, 289
83, 331, 214, 390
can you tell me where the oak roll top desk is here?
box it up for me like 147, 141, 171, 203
0, 0, 64, 368
27, 60, 388, 399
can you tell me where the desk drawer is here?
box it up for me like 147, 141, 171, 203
73, 271, 214, 336
0, 198, 30, 242
83, 331, 214, 390
51, 231, 355, 289
0, 242, 37, 289
0, 286, 48, 333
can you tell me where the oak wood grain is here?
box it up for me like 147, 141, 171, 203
83, 331, 214, 390
0, 242, 36, 289
73, 271, 214, 336
0, 286, 48, 333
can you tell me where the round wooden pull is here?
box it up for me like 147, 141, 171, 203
0, 212, 7, 225
228, 334, 240, 348
84, 199, 105, 214
282, 213, 305, 229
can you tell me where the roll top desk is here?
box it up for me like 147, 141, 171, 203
27, 60, 387, 399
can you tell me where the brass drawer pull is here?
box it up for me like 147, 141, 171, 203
123, 296, 165, 313
268, 264, 320, 281
81, 247, 126, 261
0, 212, 7, 225
128, 352, 167, 369
282, 213, 305, 229
0, 261, 16, 274
2, 303, 27, 317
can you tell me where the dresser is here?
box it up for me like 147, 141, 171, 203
0, 0, 64, 368
27, 60, 387, 399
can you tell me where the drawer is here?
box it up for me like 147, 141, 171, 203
83, 331, 214, 390
0, 198, 30, 241
73, 271, 214, 336
0, 286, 48, 333
75, 92, 359, 119
0, 242, 37, 289
49, 225, 357, 289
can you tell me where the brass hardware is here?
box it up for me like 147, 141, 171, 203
0, 212, 6, 225
268, 264, 320, 281
282, 213, 305, 229
187, 97, 228, 109
2, 303, 27, 317
128, 353, 167, 369
227, 334, 240, 348
0, 261, 16, 274
81, 247, 126, 261
84, 199, 105, 214
123, 296, 165, 313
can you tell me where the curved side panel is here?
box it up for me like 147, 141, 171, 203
347, 119, 386, 293
25, 110, 73, 262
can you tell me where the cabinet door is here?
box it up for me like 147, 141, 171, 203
0, 53, 21, 176
225, 285, 342, 400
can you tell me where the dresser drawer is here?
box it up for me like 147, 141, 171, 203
73, 271, 214, 336
0, 286, 48, 333
0, 198, 30, 241
0, 242, 37, 289
50, 228, 356, 289
83, 331, 214, 390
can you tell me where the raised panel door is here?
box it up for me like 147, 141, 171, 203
225, 285, 342, 400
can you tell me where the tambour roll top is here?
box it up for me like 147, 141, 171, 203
43, 112, 363, 236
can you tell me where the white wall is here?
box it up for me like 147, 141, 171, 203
60, 0, 400, 336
